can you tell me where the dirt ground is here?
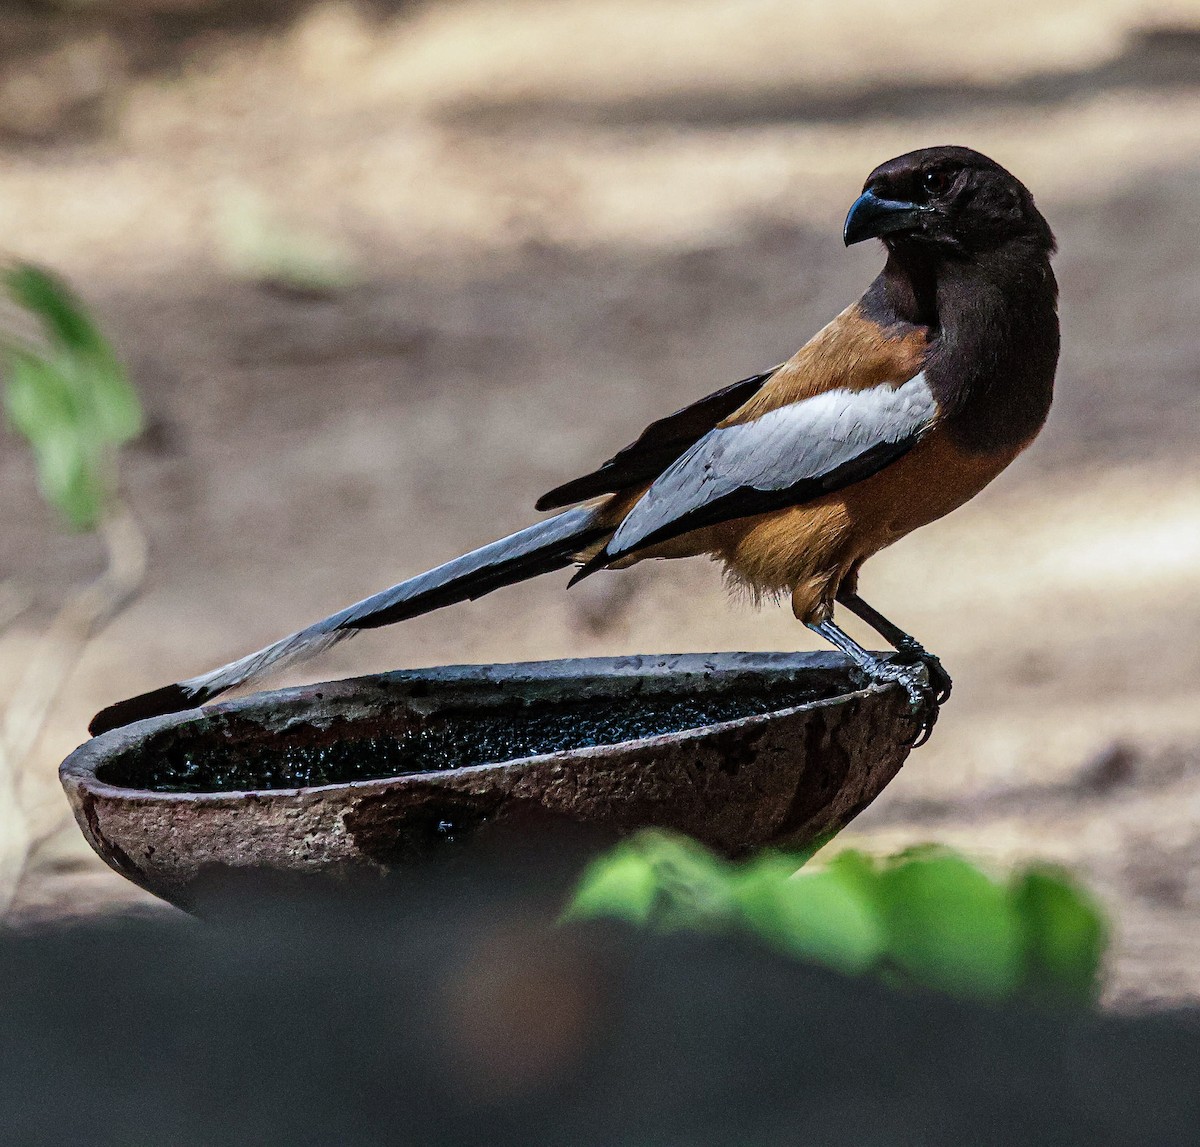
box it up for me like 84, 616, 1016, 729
1, 0, 1199, 1006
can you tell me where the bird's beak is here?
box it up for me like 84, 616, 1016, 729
843, 191, 926, 246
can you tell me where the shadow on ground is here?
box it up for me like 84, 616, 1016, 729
447, 25, 1200, 129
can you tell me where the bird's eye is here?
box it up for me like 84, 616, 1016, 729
922, 170, 952, 197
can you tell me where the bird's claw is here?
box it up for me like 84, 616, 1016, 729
851, 657, 941, 747
892, 643, 953, 705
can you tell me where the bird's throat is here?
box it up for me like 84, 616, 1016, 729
864, 247, 942, 331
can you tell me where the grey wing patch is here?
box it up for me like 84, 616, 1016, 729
605, 372, 937, 560
535, 367, 780, 511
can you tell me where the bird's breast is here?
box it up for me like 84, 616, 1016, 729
840, 426, 1023, 550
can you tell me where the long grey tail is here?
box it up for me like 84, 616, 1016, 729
88, 507, 608, 736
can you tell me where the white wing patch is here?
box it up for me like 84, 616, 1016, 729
608, 371, 937, 557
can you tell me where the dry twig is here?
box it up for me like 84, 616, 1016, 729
0, 505, 146, 915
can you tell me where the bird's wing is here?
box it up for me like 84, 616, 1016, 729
535, 368, 779, 510
598, 370, 938, 564
539, 298, 930, 514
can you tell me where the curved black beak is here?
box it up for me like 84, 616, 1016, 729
843, 190, 926, 246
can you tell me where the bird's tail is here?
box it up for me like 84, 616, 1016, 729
88, 506, 609, 736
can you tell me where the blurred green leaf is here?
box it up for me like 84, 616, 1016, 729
876, 847, 1024, 1001
563, 833, 1107, 1007
564, 845, 660, 926
564, 831, 739, 932
1012, 865, 1107, 1004
88, 358, 142, 445
735, 853, 884, 974
28, 425, 106, 531
32, 423, 86, 505
641, 831, 739, 931
3, 351, 74, 441
3, 264, 108, 357
825, 847, 880, 893
2, 262, 142, 531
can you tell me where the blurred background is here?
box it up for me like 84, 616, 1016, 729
0, 0, 1198, 1005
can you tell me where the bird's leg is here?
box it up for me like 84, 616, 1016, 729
807, 617, 939, 747
835, 590, 952, 704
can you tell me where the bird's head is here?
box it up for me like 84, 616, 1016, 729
843, 146, 1055, 257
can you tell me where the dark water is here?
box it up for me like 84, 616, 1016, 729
99, 680, 831, 793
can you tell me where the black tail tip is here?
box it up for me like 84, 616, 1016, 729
88, 683, 201, 737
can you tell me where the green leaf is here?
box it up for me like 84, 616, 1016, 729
825, 847, 881, 893
562, 830, 739, 932
639, 831, 739, 931
876, 847, 1024, 1001
29, 425, 107, 529
735, 853, 885, 974
1012, 866, 1107, 1004
562, 837, 1108, 1007
2, 262, 142, 530
3, 264, 108, 359
563, 845, 660, 926
30, 425, 84, 504
3, 352, 76, 442
89, 360, 143, 445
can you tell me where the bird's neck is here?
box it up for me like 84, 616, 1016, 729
868, 240, 1057, 332
865, 241, 1060, 453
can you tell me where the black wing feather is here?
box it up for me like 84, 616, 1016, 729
535, 368, 778, 510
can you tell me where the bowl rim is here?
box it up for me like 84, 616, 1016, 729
61, 650, 894, 803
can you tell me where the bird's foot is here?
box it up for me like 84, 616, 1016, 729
891, 640, 953, 705
851, 655, 941, 747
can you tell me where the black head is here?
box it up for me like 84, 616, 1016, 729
843, 146, 1055, 256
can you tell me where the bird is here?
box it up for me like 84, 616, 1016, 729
90, 145, 1059, 743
